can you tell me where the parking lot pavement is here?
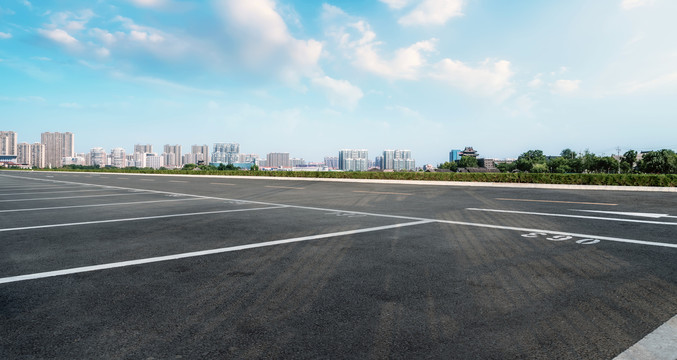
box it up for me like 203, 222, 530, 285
1, 171, 676, 359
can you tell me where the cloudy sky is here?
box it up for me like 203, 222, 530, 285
1, 0, 676, 164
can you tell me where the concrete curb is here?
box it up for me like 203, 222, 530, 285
12, 170, 677, 193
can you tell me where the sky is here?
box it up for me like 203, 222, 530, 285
1, 0, 676, 165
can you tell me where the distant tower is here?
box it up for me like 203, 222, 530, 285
41, 132, 74, 168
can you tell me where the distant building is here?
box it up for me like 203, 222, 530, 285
89, 147, 107, 167
339, 149, 368, 171
17, 142, 31, 165
460, 146, 478, 158
212, 143, 239, 164
0, 131, 18, 156
30, 143, 45, 168
146, 153, 164, 169
191, 145, 209, 163
381, 149, 415, 171
290, 158, 305, 167
267, 152, 290, 168
110, 148, 126, 168
238, 153, 259, 164
162, 152, 177, 169
479, 158, 496, 169
62, 156, 86, 166
41, 132, 74, 168
164, 144, 182, 167
324, 156, 338, 169
134, 144, 153, 154
374, 156, 383, 169
133, 152, 148, 168
449, 149, 461, 162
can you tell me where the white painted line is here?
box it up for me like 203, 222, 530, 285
3, 173, 677, 250
614, 315, 677, 360
353, 190, 412, 196
496, 198, 618, 206
265, 185, 305, 189
574, 209, 676, 219
0, 220, 433, 284
0, 197, 208, 213
467, 208, 677, 226
210, 182, 235, 186
0, 206, 285, 233
0, 189, 106, 196
169, 180, 187, 183
0, 192, 150, 203
0, 186, 84, 191
139, 179, 154, 181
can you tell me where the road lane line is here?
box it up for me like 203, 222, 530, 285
169, 180, 187, 183
614, 315, 677, 360
3, 174, 676, 250
0, 220, 433, 284
210, 182, 235, 185
265, 185, 305, 189
573, 209, 674, 219
0, 206, 285, 233
467, 208, 677, 226
496, 198, 617, 206
0, 197, 207, 213
0, 192, 148, 203
0, 189, 105, 196
353, 190, 412, 196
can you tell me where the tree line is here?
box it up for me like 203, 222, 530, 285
438, 149, 677, 174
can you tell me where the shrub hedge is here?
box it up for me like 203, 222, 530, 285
7, 168, 676, 187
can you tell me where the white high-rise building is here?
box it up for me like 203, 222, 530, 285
212, 143, 240, 164
146, 153, 163, 169
164, 144, 182, 167
162, 152, 176, 169
266, 153, 290, 168
338, 149, 368, 171
324, 156, 338, 169
89, 147, 107, 167
133, 152, 147, 168
110, 148, 126, 168
30, 143, 45, 168
191, 145, 209, 164
41, 132, 74, 168
0, 131, 18, 156
381, 149, 415, 171
17, 142, 31, 165
134, 144, 153, 154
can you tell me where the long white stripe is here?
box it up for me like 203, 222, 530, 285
0, 197, 207, 213
574, 209, 675, 219
614, 315, 677, 360
0, 192, 146, 203
0, 206, 284, 232
2, 174, 677, 249
0, 220, 433, 284
467, 208, 677, 226
0, 189, 106, 196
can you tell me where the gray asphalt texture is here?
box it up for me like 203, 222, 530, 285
1, 171, 675, 359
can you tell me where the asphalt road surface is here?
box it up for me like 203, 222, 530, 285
1, 171, 676, 359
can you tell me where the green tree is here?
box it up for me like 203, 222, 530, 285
638, 149, 677, 174
437, 161, 458, 171
620, 150, 637, 173
182, 163, 197, 170
495, 162, 515, 173
250, 164, 260, 171
458, 156, 478, 168
514, 150, 546, 172
547, 157, 571, 173
560, 148, 577, 160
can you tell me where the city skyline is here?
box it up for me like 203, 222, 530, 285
2, 0, 676, 165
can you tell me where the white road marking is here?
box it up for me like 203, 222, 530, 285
0, 192, 148, 203
0, 189, 105, 196
496, 198, 617, 206
265, 185, 305, 189
0, 206, 285, 233
614, 315, 677, 360
210, 182, 235, 186
140, 179, 154, 181
0, 197, 207, 213
467, 208, 677, 226
574, 209, 676, 219
3, 174, 676, 250
0, 220, 433, 284
0, 186, 85, 191
169, 180, 187, 183
353, 190, 412, 196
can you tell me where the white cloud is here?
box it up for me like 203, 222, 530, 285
339, 20, 436, 80
47, 9, 95, 33
379, 0, 411, 10
431, 58, 514, 97
321, 3, 346, 20
620, 72, 677, 93
505, 95, 536, 117
312, 75, 364, 110
0, 32, 11, 39
528, 74, 543, 88
621, 0, 654, 10
551, 79, 581, 94
213, 0, 322, 81
399, 0, 464, 26
111, 72, 227, 97
128, 0, 169, 8
39, 28, 79, 47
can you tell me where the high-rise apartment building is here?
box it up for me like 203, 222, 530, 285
133, 152, 147, 168
134, 144, 153, 154
89, 147, 107, 167
163, 144, 182, 167
266, 152, 290, 168
339, 149, 368, 171
17, 142, 31, 165
212, 143, 240, 164
191, 145, 209, 163
449, 149, 461, 162
146, 153, 163, 169
41, 132, 74, 168
0, 131, 18, 156
30, 143, 45, 168
381, 149, 415, 171
110, 148, 126, 168
162, 152, 176, 168
324, 156, 338, 169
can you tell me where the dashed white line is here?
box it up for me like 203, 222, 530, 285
0, 206, 285, 233
353, 190, 412, 196
0, 197, 207, 213
0, 192, 148, 203
496, 198, 617, 206
0, 220, 433, 284
574, 209, 676, 219
210, 182, 235, 186
265, 185, 305, 189
0, 189, 106, 196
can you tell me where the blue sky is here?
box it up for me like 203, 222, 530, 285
1, 0, 676, 164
